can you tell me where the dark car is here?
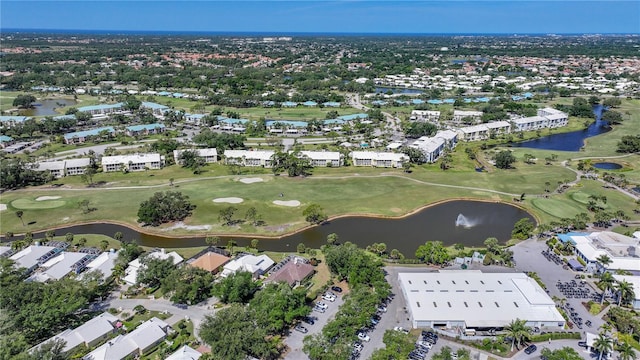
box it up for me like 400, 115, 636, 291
331, 286, 343, 293
524, 344, 537, 355
302, 316, 315, 325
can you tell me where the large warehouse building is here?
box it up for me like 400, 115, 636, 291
398, 271, 565, 332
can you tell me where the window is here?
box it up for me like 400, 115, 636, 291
440, 290, 448, 292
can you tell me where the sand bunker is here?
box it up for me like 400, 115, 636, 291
273, 200, 301, 207
163, 222, 212, 231
240, 177, 264, 184
0, 204, 6, 212
36, 196, 62, 201
213, 197, 244, 204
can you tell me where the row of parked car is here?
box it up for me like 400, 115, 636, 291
408, 330, 438, 360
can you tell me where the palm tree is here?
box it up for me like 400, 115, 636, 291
597, 254, 612, 271
15, 211, 24, 226
593, 333, 613, 360
616, 280, 635, 307
599, 272, 616, 304
505, 318, 532, 351
617, 341, 637, 360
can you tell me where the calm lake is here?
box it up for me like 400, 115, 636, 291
21, 200, 534, 257
512, 105, 610, 151
19, 99, 77, 116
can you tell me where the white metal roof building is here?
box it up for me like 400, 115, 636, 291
101, 153, 164, 172
124, 249, 183, 285
84, 251, 118, 280
220, 254, 275, 278
83, 317, 170, 360
223, 150, 275, 167
569, 232, 640, 274
10, 245, 59, 273
298, 151, 342, 167
351, 151, 408, 168
173, 148, 218, 164
165, 345, 202, 360
28, 251, 91, 282
398, 271, 565, 331
36, 312, 119, 354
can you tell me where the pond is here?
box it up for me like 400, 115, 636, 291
512, 105, 610, 151
593, 162, 623, 170
19, 98, 77, 116
375, 87, 424, 95
17, 200, 534, 257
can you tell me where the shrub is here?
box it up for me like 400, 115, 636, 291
530, 332, 581, 342
589, 303, 602, 315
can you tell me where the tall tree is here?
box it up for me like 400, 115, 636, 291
593, 333, 613, 360
599, 272, 616, 304
504, 318, 531, 351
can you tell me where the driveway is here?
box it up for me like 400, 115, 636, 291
97, 295, 217, 340
512, 239, 605, 331
284, 294, 345, 359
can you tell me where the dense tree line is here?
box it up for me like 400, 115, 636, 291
199, 273, 309, 359
0, 258, 113, 359
0, 157, 53, 189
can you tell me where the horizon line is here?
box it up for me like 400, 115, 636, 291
2, 28, 639, 36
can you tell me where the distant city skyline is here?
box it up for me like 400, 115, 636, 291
1, 1, 639, 34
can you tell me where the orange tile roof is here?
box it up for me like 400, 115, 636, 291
189, 252, 230, 272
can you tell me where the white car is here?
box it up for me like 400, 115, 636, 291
357, 332, 370, 342
322, 294, 336, 302
417, 340, 433, 349
316, 301, 328, 310
377, 305, 387, 313
393, 326, 409, 334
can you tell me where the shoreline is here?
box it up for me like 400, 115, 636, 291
0, 197, 539, 244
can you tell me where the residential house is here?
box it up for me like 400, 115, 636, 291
485, 120, 512, 137
512, 116, 549, 132
298, 151, 342, 167
28, 251, 94, 282
101, 153, 164, 172
351, 151, 408, 168
165, 345, 202, 360
35, 312, 120, 355
186, 248, 231, 274
265, 256, 315, 287
83, 317, 171, 360
64, 127, 115, 144
173, 148, 218, 164
10, 245, 65, 274
220, 254, 275, 278
84, 251, 118, 280
124, 249, 183, 285
223, 150, 275, 168
125, 123, 165, 137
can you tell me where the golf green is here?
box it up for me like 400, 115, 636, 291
531, 197, 584, 218
11, 198, 66, 210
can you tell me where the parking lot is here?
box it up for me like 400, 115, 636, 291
512, 239, 606, 331
284, 292, 345, 359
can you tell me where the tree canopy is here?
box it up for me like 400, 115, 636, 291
495, 150, 516, 169
137, 191, 196, 226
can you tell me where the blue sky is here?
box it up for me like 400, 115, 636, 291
1, 1, 639, 34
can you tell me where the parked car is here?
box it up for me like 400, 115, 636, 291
331, 286, 343, 293
302, 316, 315, 325
370, 317, 379, 325
377, 305, 387, 313
323, 294, 336, 302
313, 306, 325, 313
316, 301, 328, 310
295, 324, 308, 333
524, 344, 537, 355
357, 332, 370, 342
578, 341, 587, 347
393, 326, 409, 334
353, 341, 363, 352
